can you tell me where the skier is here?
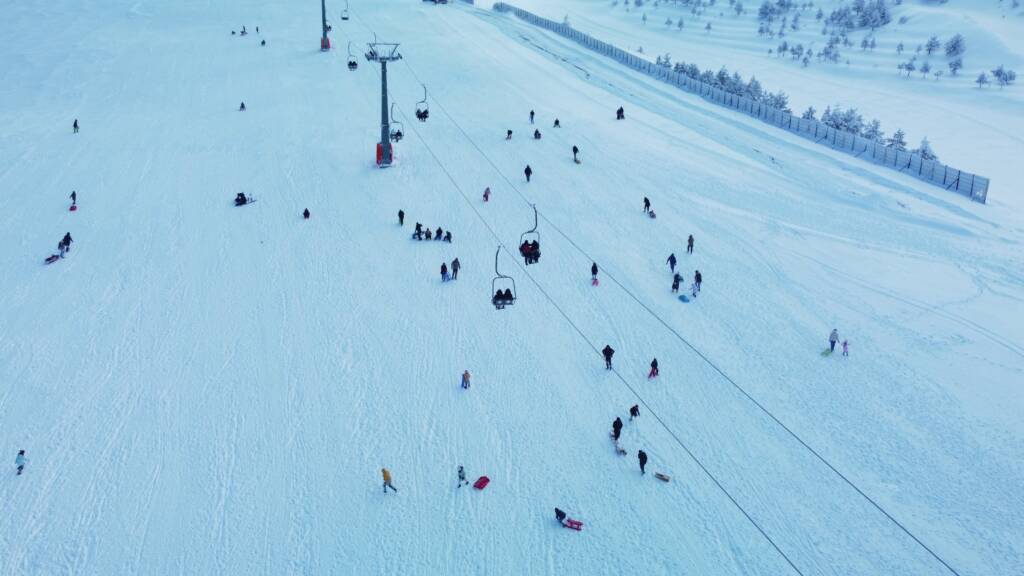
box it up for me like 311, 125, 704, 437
398, 209, 405, 225
648, 358, 659, 379
70, 191, 77, 206
483, 187, 490, 202
572, 145, 580, 163
602, 345, 615, 369
667, 253, 677, 273
444, 231, 452, 243
382, 468, 397, 493
73, 119, 79, 133
638, 450, 648, 475
239, 102, 246, 111
643, 197, 651, 213
612, 417, 623, 441
506, 129, 513, 140
303, 208, 310, 219
553, 118, 561, 128
451, 257, 460, 280
629, 404, 640, 420
15, 450, 27, 476
842, 340, 849, 357
533, 129, 541, 140
461, 370, 471, 389
441, 262, 450, 282
616, 106, 625, 120
458, 465, 469, 487
829, 329, 839, 353
591, 262, 598, 282
524, 165, 533, 183
687, 234, 694, 254
671, 273, 680, 293
694, 270, 702, 292
529, 110, 535, 124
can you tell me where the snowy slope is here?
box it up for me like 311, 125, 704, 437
1, 0, 1022, 575
511, 0, 1024, 207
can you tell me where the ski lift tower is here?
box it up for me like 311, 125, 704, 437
320, 0, 330, 50
365, 41, 402, 167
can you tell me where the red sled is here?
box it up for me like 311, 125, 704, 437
69, 205, 77, 212
591, 278, 599, 286
564, 519, 583, 531
473, 476, 490, 490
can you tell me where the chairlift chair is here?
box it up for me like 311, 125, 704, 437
518, 204, 540, 263
415, 84, 429, 122
389, 102, 404, 142
492, 247, 517, 309
347, 42, 358, 70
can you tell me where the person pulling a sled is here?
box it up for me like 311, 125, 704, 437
533, 129, 541, 140
458, 466, 469, 487
235, 192, 248, 206
648, 358, 659, 378
616, 106, 625, 120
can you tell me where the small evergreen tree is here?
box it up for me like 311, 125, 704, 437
802, 106, 817, 120
920, 61, 931, 78
913, 138, 938, 161
944, 34, 965, 58
948, 58, 962, 76
861, 119, 884, 142
896, 41, 904, 55
925, 36, 940, 55
886, 128, 907, 151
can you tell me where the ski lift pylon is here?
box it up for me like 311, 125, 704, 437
492, 246, 517, 309
415, 84, 429, 122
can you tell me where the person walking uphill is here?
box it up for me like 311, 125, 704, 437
457, 466, 469, 487
529, 110, 535, 124
629, 404, 640, 420
694, 270, 702, 293
524, 165, 533, 183
73, 119, 79, 133
441, 262, 450, 282
829, 329, 839, 353
382, 468, 397, 493
602, 345, 615, 369
591, 262, 598, 282
687, 234, 694, 254
15, 450, 28, 476
398, 209, 405, 226
648, 358, 659, 379
451, 258, 460, 280
612, 417, 623, 441
638, 450, 648, 475
667, 253, 677, 273
70, 191, 77, 206
643, 197, 651, 213
461, 370, 471, 389
572, 145, 580, 164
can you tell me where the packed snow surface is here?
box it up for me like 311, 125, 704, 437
0, 0, 1022, 574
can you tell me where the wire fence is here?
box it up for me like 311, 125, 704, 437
492, 2, 989, 204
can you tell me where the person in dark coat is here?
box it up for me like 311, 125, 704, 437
643, 197, 651, 213
441, 262, 449, 282
61, 232, 73, 251
648, 358, 659, 378
506, 129, 512, 140
616, 106, 625, 120
303, 208, 310, 219
444, 231, 452, 243
591, 262, 598, 280
398, 210, 405, 226
554, 508, 567, 526
529, 110, 535, 124
15, 450, 27, 475
629, 404, 640, 420
667, 253, 677, 273
602, 345, 614, 369
638, 450, 648, 474
435, 227, 443, 240
73, 119, 79, 133
687, 234, 694, 254
425, 228, 432, 240
612, 417, 623, 441
524, 165, 532, 182
529, 241, 540, 263
413, 222, 422, 240
671, 276, 680, 293
572, 145, 580, 163
553, 118, 561, 128
451, 258, 460, 280
694, 270, 702, 292
533, 129, 541, 140
239, 102, 246, 111
458, 466, 469, 488
70, 191, 77, 206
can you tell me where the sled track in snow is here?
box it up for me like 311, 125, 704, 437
350, 6, 958, 569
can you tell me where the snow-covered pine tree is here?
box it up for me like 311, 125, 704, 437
948, 58, 962, 75
886, 128, 907, 150
944, 34, 965, 58
802, 106, 817, 120
925, 36, 940, 55
861, 119, 884, 142
913, 137, 938, 160
976, 71, 989, 87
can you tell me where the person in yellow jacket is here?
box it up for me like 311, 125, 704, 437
382, 468, 397, 493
